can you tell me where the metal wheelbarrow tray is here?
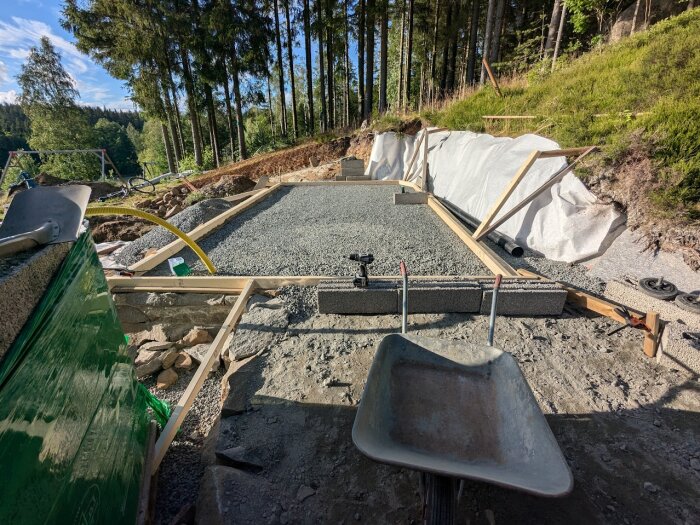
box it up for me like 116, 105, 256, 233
352, 334, 573, 497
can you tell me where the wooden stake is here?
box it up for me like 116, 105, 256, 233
482, 58, 503, 97
473, 150, 541, 240
151, 279, 257, 473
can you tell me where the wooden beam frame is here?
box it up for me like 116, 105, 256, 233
473, 151, 541, 239
517, 269, 662, 358
473, 146, 597, 241
151, 278, 257, 472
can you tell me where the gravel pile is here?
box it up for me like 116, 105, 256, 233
149, 185, 490, 276
114, 198, 233, 267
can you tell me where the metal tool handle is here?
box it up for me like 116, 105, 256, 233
400, 261, 408, 334
487, 274, 502, 346
0, 220, 59, 257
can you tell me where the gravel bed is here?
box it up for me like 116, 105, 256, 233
143, 368, 224, 525
149, 185, 490, 276
114, 199, 233, 267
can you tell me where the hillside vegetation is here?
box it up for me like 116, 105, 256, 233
424, 9, 700, 224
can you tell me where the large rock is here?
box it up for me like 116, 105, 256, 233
161, 349, 179, 369
135, 351, 163, 378
609, 0, 685, 42
174, 351, 194, 370
129, 324, 169, 346
215, 446, 265, 473
225, 306, 288, 361
156, 368, 178, 389
139, 341, 174, 352
185, 343, 220, 373
180, 327, 214, 346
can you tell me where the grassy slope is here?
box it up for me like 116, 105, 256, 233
423, 9, 700, 221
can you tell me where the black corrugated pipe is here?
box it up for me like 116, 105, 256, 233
437, 198, 525, 257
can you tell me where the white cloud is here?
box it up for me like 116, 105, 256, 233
0, 90, 18, 103
0, 17, 90, 79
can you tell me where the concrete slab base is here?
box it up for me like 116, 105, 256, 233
394, 192, 429, 205
317, 278, 567, 316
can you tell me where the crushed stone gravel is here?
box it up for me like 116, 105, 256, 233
148, 185, 490, 276
114, 198, 233, 267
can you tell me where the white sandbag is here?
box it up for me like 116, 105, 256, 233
366, 130, 623, 263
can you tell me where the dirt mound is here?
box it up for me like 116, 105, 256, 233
198, 175, 256, 199
89, 215, 155, 243
587, 140, 700, 270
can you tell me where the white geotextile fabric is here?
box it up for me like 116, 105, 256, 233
365, 130, 622, 263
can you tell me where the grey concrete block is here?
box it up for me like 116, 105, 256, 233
317, 279, 398, 314
346, 175, 372, 181
394, 192, 429, 205
479, 280, 567, 316
402, 279, 482, 313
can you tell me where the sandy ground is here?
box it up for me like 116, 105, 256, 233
189, 286, 699, 525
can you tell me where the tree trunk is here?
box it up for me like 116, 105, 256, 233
325, 2, 335, 129
551, 2, 567, 70
179, 47, 203, 166
544, 0, 562, 59
266, 71, 276, 139
344, 0, 351, 126
490, 0, 506, 63
222, 71, 236, 160
364, 0, 375, 119
467, 0, 480, 85
404, 0, 414, 107
204, 84, 220, 168
439, 3, 451, 96
161, 122, 177, 174
358, 0, 365, 123
480, 0, 497, 84
284, 0, 298, 138
317, 0, 327, 132
631, 0, 642, 34
688, 0, 695, 10
164, 55, 185, 156
229, 48, 248, 160
274, 0, 288, 136
429, 0, 440, 103
161, 78, 182, 162
378, 0, 388, 113
397, 0, 406, 109
446, 2, 460, 93
303, 0, 315, 134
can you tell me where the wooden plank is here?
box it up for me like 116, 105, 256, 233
473, 150, 541, 240
130, 184, 283, 272
403, 130, 425, 181
427, 197, 518, 276
427, 127, 449, 134
538, 147, 596, 158
421, 130, 430, 191
279, 180, 400, 186
476, 147, 597, 239
152, 279, 257, 473
107, 273, 537, 293
482, 115, 537, 120
482, 58, 503, 97
398, 180, 423, 192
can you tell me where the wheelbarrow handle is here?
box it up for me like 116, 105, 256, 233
487, 274, 503, 346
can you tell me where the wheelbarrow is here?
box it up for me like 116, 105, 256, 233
352, 267, 573, 523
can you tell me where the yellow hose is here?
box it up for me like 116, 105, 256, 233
85, 206, 217, 274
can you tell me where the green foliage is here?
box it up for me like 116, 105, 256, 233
184, 190, 206, 206
94, 118, 140, 176
137, 119, 168, 174
179, 146, 215, 173
427, 10, 700, 220
17, 36, 78, 108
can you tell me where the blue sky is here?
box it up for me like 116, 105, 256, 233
0, 0, 134, 109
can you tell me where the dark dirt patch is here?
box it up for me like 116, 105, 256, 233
587, 140, 700, 270
89, 215, 155, 243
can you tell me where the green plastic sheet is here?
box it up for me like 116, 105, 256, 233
0, 233, 149, 524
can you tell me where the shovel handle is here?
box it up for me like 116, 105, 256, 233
400, 261, 408, 334
487, 274, 502, 346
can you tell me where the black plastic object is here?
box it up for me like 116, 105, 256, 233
675, 292, 700, 313
437, 198, 524, 257
128, 175, 156, 194
638, 277, 678, 300
0, 232, 150, 524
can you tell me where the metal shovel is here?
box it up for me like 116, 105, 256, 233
0, 185, 91, 257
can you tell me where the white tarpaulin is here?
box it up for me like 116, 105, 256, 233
365, 130, 623, 263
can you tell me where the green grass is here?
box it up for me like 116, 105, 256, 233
421, 10, 700, 221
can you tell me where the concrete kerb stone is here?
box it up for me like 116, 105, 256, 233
318, 278, 567, 316
479, 279, 567, 316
